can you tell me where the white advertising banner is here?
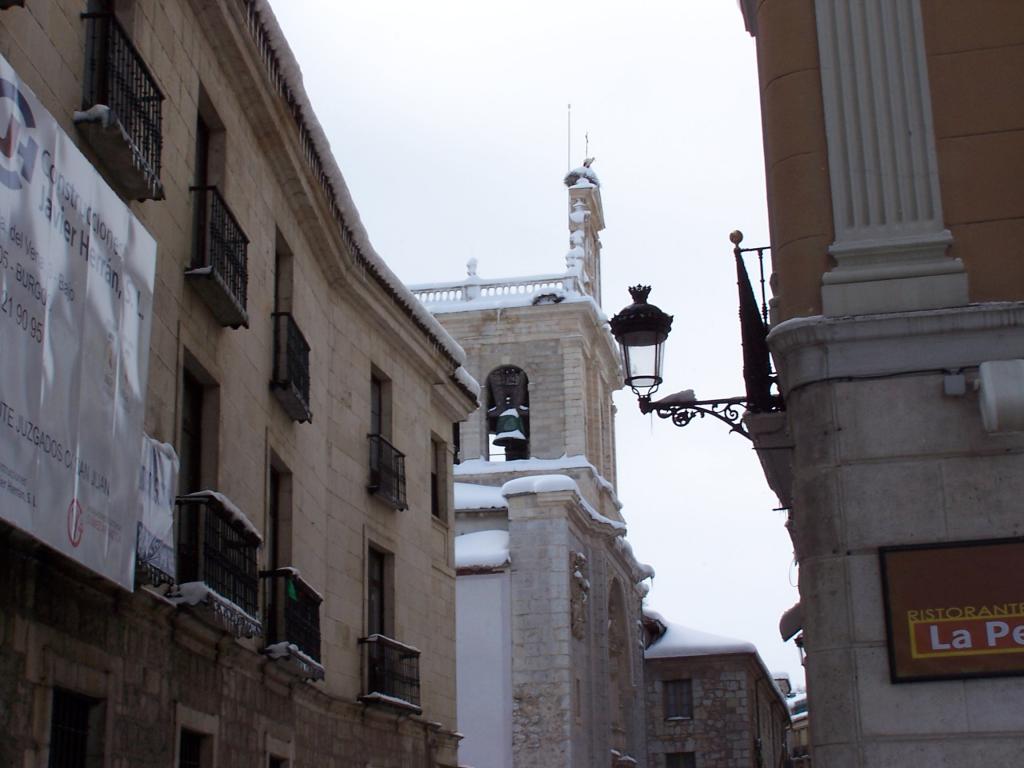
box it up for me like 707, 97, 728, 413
137, 435, 178, 585
0, 53, 156, 589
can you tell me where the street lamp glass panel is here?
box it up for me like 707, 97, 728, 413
620, 338, 664, 394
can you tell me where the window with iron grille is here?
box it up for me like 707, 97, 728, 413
261, 568, 322, 665
666, 752, 696, 768
367, 375, 406, 509
271, 312, 311, 422
358, 634, 421, 714
187, 185, 249, 328
79, 11, 164, 200
48, 688, 102, 768
174, 492, 261, 637
367, 434, 407, 510
664, 678, 694, 719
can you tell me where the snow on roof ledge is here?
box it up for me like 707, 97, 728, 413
501, 474, 626, 532
644, 616, 758, 659
248, 1, 467, 371
454, 366, 481, 400
454, 483, 507, 511
501, 474, 577, 496
454, 454, 621, 509
455, 530, 510, 570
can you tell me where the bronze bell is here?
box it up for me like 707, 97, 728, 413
492, 408, 527, 449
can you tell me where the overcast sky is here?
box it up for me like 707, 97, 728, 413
269, 0, 803, 687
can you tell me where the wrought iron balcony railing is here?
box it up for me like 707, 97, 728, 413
271, 312, 312, 423
261, 568, 322, 665
358, 634, 421, 713
174, 492, 261, 636
367, 434, 407, 510
78, 12, 164, 200
186, 186, 249, 328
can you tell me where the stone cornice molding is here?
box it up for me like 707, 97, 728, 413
769, 302, 1024, 393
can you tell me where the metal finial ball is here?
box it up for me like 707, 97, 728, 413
729, 230, 744, 245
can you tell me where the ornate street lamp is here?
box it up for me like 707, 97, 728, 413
609, 232, 783, 440
608, 284, 673, 399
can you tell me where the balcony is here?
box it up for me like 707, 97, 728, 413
76, 12, 164, 200
358, 634, 421, 714
271, 312, 312, 423
169, 491, 262, 638
410, 271, 585, 306
186, 186, 249, 328
367, 434, 407, 510
261, 567, 324, 681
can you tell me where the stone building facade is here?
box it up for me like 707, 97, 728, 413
736, 1, 1024, 766
412, 167, 652, 768
0, 1, 475, 766
643, 614, 791, 768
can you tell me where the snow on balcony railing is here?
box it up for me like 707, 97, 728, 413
358, 634, 422, 714
410, 272, 584, 306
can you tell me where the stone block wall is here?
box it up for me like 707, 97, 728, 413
499, 490, 647, 768
0, 1, 474, 765
645, 652, 787, 768
1, 544, 458, 768
773, 307, 1024, 766
646, 656, 753, 767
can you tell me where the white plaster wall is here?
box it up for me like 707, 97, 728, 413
457, 572, 513, 768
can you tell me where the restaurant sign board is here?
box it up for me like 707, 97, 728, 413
881, 538, 1024, 682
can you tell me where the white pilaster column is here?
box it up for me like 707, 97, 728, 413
815, 0, 968, 314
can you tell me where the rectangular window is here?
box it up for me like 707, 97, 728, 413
80, 9, 164, 199
431, 437, 447, 520
666, 753, 696, 768
268, 758, 288, 768
367, 546, 390, 638
189, 94, 248, 328
265, 459, 295, 644
367, 372, 405, 509
179, 369, 205, 495
274, 233, 294, 314
267, 463, 292, 572
178, 729, 211, 768
178, 364, 218, 585
49, 688, 102, 768
664, 678, 694, 719
370, 375, 383, 437
194, 113, 211, 188
194, 91, 225, 189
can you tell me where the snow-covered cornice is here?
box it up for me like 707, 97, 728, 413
454, 455, 622, 510
241, 1, 471, 386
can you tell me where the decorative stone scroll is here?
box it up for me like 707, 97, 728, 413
570, 551, 590, 640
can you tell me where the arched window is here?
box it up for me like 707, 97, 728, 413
486, 366, 530, 461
